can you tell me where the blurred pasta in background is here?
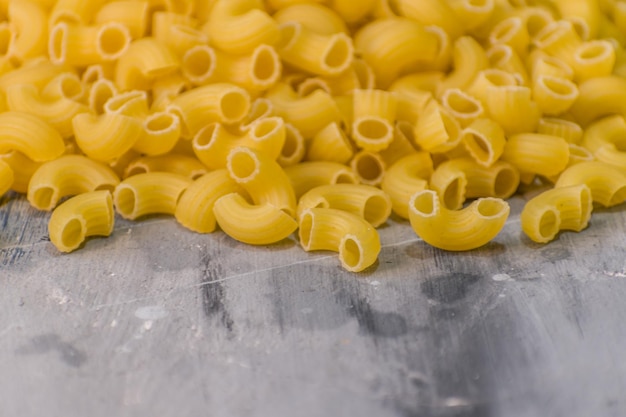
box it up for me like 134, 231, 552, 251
0, 0, 625, 271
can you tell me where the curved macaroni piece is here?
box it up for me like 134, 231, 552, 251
354, 18, 441, 88
307, 122, 353, 164
533, 20, 583, 67
528, 51, 574, 83
88, 78, 117, 115
501, 133, 570, 178
132, 111, 181, 156
226, 146, 297, 217
581, 114, 626, 170
570, 76, 626, 127
520, 184, 593, 243
175, 170, 244, 234
49, 22, 132, 66
437, 36, 489, 95
193, 117, 285, 170
537, 117, 583, 144
299, 207, 381, 272
379, 122, 418, 166
440, 88, 484, 127
94, 1, 150, 39
0, 151, 41, 193
571, 40, 615, 82
273, 3, 348, 35
73, 112, 144, 162
350, 150, 385, 186
214, 193, 298, 245
532, 75, 579, 116
466, 68, 518, 105
485, 85, 540, 135
8, 0, 48, 62
207, 0, 279, 54
150, 72, 190, 111
429, 157, 520, 210
124, 154, 207, 180
0, 111, 64, 162
462, 118, 506, 167
27, 155, 120, 211
551, 0, 602, 39
284, 160, 358, 199
414, 100, 462, 153
209, 44, 282, 92
113, 172, 192, 220
104, 90, 149, 118
5, 82, 88, 138
381, 152, 433, 220
276, 21, 354, 77
114, 38, 179, 91
0, 158, 13, 196
265, 82, 341, 138
297, 184, 391, 228
351, 89, 397, 152
48, 190, 114, 253
555, 161, 626, 207
0, 57, 65, 92
170, 83, 250, 137
408, 190, 510, 251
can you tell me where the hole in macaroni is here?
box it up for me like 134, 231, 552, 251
89, 80, 116, 115
94, 184, 115, 194
523, 9, 552, 38
487, 44, 511, 68
323, 35, 351, 72
354, 153, 383, 184
281, 128, 299, 158
443, 177, 464, 210
219, 91, 249, 122
59, 76, 83, 100
494, 168, 518, 198
61, 218, 85, 251
125, 165, 148, 177
353, 59, 375, 90
537, 209, 559, 240
146, 113, 176, 133
228, 148, 259, 182
340, 237, 362, 270
396, 120, 416, 143
242, 99, 272, 128
183, 46, 215, 80
194, 124, 218, 148
49, 23, 67, 64
576, 41, 611, 62
490, 17, 522, 44
411, 191, 436, 216
299, 210, 313, 249
476, 198, 507, 217
355, 119, 392, 142
253, 46, 279, 84
441, 111, 461, 144
483, 69, 517, 87
568, 17, 589, 41
363, 195, 389, 226
540, 76, 576, 97
277, 23, 298, 50
252, 118, 279, 139
443, 90, 481, 116
567, 144, 592, 163
333, 171, 358, 185
33, 187, 56, 210
465, 132, 491, 161
99, 24, 130, 59
297, 78, 331, 96
115, 186, 137, 218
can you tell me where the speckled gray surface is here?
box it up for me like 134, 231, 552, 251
1, 192, 626, 417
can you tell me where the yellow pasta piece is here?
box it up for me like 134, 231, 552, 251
571, 40, 616, 82
408, 190, 510, 251
532, 75, 579, 116
351, 89, 397, 152
395, 0, 463, 40
429, 157, 520, 210
72, 112, 144, 162
94, 1, 150, 39
520, 184, 593, 243
581, 114, 626, 170
440, 88, 484, 127
208, 44, 282, 92
272, 3, 348, 35
193, 116, 286, 169
381, 152, 433, 219
489, 16, 529, 58
537, 117, 583, 144
276, 21, 354, 77
113, 172, 192, 220
0, 151, 41, 193
466, 68, 518, 105
306, 122, 354, 164
555, 161, 626, 207
299, 207, 381, 272
297, 184, 391, 228
124, 154, 207, 180
107, 90, 153, 119
486, 44, 529, 84
570, 76, 626, 126
285, 161, 358, 199
214, 193, 298, 245
170, 83, 251, 137
551, 0, 602, 39
501, 133, 570, 177
48, 190, 114, 253
276, 123, 306, 167
437, 36, 489, 95
226, 146, 297, 217
528, 50, 574, 82
0, 158, 13, 196
327, 0, 376, 24
350, 150, 386, 186
49, 22, 132, 67
414, 100, 462, 153
354, 17, 441, 88
485, 85, 540, 135
239, 97, 274, 130
27, 155, 120, 211
49, 0, 107, 25
8, 0, 48, 62
462, 118, 506, 167
266, 0, 325, 11
448, 0, 494, 32
114, 38, 179, 91
533, 19, 583, 67
133, 110, 181, 156
87, 78, 117, 115
388, 82, 433, 125
265, 82, 341, 138
0, 111, 64, 162
154, 23, 208, 59
207, 0, 279, 55
379, 122, 419, 166
175, 170, 244, 234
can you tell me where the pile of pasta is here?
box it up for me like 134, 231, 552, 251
0, 0, 626, 272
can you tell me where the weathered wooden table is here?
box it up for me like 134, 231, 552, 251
1, 191, 625, 417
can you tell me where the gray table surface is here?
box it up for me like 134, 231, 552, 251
1, 190, 625, 417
